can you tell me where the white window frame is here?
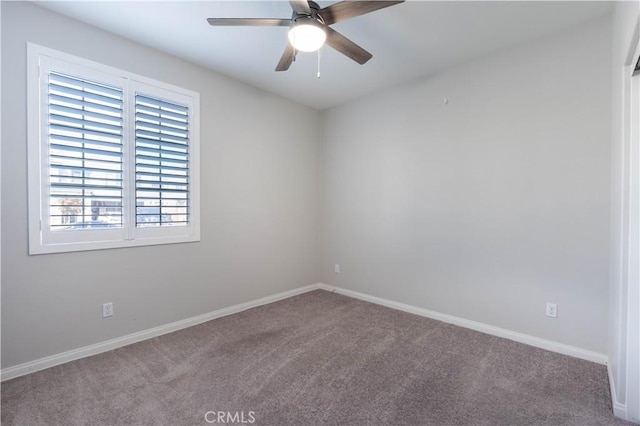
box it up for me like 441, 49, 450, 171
27, 43, 200, 254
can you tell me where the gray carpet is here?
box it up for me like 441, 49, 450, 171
1, 290, 628, 425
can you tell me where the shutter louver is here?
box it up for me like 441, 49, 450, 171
135, 94, 190, 227
48, 72, 124, 230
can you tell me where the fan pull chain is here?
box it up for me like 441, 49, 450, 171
317, 47, 322, 79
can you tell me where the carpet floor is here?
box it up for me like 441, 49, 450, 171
1, 290, 629, 425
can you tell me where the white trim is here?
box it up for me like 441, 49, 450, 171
0, 283, 323, 382
2, 283, 609, 382
625, 39, 640, 424
317, 284, 609, 365
609, 362, 629, 420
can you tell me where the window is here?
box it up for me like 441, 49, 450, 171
28, 44, 200, 254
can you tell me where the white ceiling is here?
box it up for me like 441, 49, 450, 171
34, 1, 613, 110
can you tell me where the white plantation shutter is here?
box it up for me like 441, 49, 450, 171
135, 94, 190, 227
28, 44, 200, 254
47, 72, 124, 230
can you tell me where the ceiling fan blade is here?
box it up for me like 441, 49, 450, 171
275, 44, 296, 71
325, 27, 372, 65
289, 0, 311, 15
207, 18, 291, 27
320, 1, 404, 25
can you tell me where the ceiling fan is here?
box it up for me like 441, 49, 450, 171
207, 0, 404, 72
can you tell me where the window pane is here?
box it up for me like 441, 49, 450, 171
48, 72, 124, 230
135, 94, 190, 228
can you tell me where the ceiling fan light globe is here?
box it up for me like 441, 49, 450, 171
288, 22, 326, 52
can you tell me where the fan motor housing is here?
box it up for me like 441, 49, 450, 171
292, 0, 324, 24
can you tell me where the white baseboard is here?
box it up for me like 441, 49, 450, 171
608, 362, 629, 421
0, 283, 323, 382
318, 283, 609, 365
2, 282, 609, 383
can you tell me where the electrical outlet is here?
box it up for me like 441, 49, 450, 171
334, 264, 340, 273
545, 302, 557, 318
102, 302, 113, 318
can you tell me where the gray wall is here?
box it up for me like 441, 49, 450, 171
320, 17, 612, 353
1, 2, 321, 368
